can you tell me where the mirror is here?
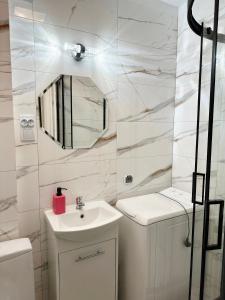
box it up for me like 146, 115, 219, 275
38, 75, 108, 149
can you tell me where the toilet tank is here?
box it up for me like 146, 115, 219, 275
0, 238, 35, 300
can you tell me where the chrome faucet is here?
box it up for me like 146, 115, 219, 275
76, 196, 85, 210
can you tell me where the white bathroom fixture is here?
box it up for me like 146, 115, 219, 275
45, 200, 123, 300
116, 187, 203, 300
0, 238, 35, 300
45, 200, 122, 240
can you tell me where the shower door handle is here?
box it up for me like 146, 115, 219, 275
192, 172, 205, 205
207, 200, 224, 250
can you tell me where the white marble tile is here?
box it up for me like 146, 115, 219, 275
0, 119, 16, 171
39, 160, 102, 209
172, 155, 218, 197
39, 209, 47, 251
12, 69, 36, 119
98, 122, 116, 161
99, 159, 117, 204
40, 249, 48, 291
0, 71, 13, 118
38, 128, 100, 165
117, 80, 175, 122
118, 0, 177, 29
18, 209, 41, 252
16, 143, 38, 167
117, 122, 173, 159
33, 22, 115, 75
0, 170, 17, 223
118, 12, 177, 52
16, 165, 40, 212
118, 40, 176, 88
174, 73, 211, 123
173, 121, 209, 161
33, 0, 117, 42
33, 251, 42, 284
0, 219, 19, 242
172, 155, 201, 194
117, 155, 172, 199
10, 16, 35, 70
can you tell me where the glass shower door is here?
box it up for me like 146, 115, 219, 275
189, 0, 225, 299
202, 6, 225, 298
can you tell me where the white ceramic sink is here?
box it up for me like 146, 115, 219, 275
45, 201, 122, 240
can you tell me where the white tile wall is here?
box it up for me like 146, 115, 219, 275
7, 0, 177, 298
0, 0, 18, 242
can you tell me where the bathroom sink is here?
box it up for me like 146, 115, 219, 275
45, 201, 122, 240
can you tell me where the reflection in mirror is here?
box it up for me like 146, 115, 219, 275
38, 75, 108, 149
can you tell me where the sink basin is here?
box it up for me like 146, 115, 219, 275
45, 201, 123, 240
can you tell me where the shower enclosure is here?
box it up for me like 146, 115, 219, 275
188, 0, 225, 299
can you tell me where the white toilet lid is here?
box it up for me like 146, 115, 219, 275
0, 238, 32, 263
116, 187, 194, 226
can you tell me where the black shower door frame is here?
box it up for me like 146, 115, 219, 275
188, 0, 225, 299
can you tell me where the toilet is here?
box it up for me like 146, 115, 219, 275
0, 238, 35, 300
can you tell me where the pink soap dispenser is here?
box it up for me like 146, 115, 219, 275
53, 187, 67, 215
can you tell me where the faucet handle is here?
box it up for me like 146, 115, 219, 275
76, 196, 85, 209
76, 196, 83, 204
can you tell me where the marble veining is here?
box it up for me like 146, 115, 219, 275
138, 164, 172, 188
118, 96, 174, 122
13, 81, 35, 96
39, 171, 99, 188
118, 129, 173, 156
0, 195, 17, 212
16, 166, 38, 179
0, 225, 17, 240
118, 16, 168, 27
174, 122, 208, 143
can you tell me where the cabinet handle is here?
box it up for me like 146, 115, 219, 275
75, 249, 105, 263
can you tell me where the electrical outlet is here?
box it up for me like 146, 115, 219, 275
124, 175, 133, 184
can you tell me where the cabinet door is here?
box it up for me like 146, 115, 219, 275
59, 239, 116, 300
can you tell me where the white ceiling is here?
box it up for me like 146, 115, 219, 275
161, 0, 186, 7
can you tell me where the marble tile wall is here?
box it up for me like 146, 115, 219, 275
172, 1, 212, 193
0, 0, 17, 242
8, 0, 177, 299
117, 0, 177, 199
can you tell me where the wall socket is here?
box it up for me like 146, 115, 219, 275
124, 175, 133, 184
20, 114, 35, 142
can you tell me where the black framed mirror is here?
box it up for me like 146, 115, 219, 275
38, 75, 108, 149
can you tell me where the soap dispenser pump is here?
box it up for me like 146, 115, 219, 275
53, 187, 67, 215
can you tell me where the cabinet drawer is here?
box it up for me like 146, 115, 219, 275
59, 239, 116, 300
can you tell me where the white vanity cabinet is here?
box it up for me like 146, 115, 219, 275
45, 216, 121, 300
59, 239, 116, 300
45, 201, 122, 300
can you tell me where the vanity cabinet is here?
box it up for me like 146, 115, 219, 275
59, 239, 116, 300
45, 214, 120, 300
